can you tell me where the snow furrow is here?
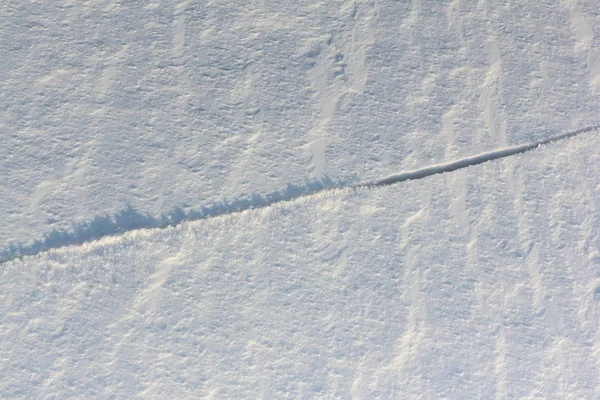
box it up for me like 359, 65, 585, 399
2, 125, 598, 264
359, 125, 600, 187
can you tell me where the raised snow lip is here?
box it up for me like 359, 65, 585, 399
2, 125, 599, 264
357, 125, 600, 188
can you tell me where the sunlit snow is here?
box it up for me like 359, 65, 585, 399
2, 1, 600, 398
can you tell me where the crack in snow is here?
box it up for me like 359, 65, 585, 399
2, 125, 598, 265
359, 125, 599, 187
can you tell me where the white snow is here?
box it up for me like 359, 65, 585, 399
2, 0, 600, 398
3, 136, 600, 398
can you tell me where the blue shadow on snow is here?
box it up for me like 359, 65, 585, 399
1, 176, 352, 263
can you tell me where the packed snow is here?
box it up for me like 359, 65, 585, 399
3, 136, 600, 398
2, 0, 600, 398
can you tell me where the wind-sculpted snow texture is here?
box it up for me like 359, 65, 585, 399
363, 126, 600, 187
2, 126, 597, 264
0, 178, 346, 263
2, 136, 600, 398
2, 0, 600, 250
3, 0, 600, 398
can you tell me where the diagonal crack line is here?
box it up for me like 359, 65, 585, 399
2, 125, 598, 264
356, 125, 600, 188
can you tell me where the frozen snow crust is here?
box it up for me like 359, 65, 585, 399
2, 134, 600, 398
2, 126, 599, 264
3, 0, 600, 398
3, 0, 600, 250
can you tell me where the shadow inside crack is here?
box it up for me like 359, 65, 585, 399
4, 125, 598, 264
1, 176, 353, 263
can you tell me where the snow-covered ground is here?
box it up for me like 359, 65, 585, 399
3, 136, 600, 398
2, 0, 600, 398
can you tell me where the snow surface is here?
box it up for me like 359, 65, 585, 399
2, 0, 600, 248
3, 136, 600, 398
2, 0, 600, 398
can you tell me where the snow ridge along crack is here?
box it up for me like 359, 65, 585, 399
358, 125, 599, 187
2, 125, 598, 264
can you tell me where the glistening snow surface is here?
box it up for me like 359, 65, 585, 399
3, 137, 600, 398
2, 0, 600, 248
2, 0, 600, 398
